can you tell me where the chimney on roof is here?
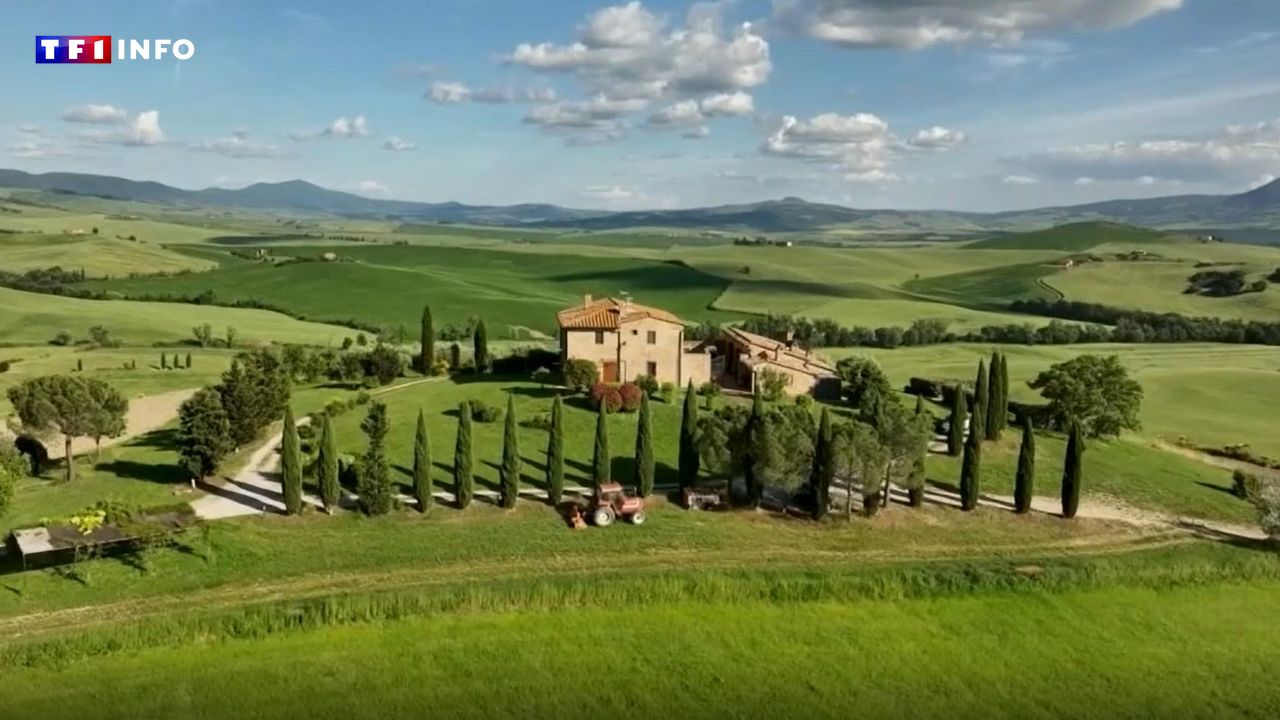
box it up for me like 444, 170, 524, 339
583, 294, 592, 306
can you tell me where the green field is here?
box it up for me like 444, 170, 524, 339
0, 234, 215, 277
86, 245, 743, 335
829, 343, 1280, 458
0, 286, 355, 346
967, 222, 1175, 251
3, 570, 1279, 718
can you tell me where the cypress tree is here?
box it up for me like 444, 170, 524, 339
500, 394, 520, 508
546, 394, 565, 504
420, 305, 435, 375
317, 414, 340, 514
160, 353, 168, 370
281, 406, 303, 515
947, 388, 967, 457
997, 352, 1010, 434
743, 384, 765, 507
1061, 420, 1084, 519
358, 402, 393, 516
473, 319, 489, 373
678, 382, 700, 489
972, 359, 988, 444
810, 407, 834, 520
413, 409, 432, 513
959, 417, 982, 511
985, 353, 1002, 440
907, 394, 928, 507
454, 401, 473, 508
77, 358, 83, 372
634, 392, 655, 497
592, 398, 610, 489
186, 352, 193, 369
449, 343, 461, 371
914, 394, 924, 415
1014, 415, 1035, 514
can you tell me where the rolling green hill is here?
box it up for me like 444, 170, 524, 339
0, 234, 215, 277
966, 222, 1176, 251
0, 286, 354, 346
84, 245, 743, 335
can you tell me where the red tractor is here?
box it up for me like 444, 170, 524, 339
586, 483, 646, 526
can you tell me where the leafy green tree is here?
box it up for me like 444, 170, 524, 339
873, 401, 932, 508
1061, 420, 1084, 519
364, 344, 405, 386
413, 409, 432, 513
0, 452, 16, 520
175, 388, 233, 481
420, 305, 436, 375
192, 323, 214, 347
1030, 355, 1143, 438
358, 401, 393, 515
1014, 415, 1036, 514
985, 353, 1003, 440
835, 355, 892, 417
810, 407, 834, 520
281, 406, 304, 515
959, 417, 982, 511
546, 394, 565, 504
756, 368, 789, 403
317, 414, 340, 514
743, 384, 766, 507
454, 401, 474, 508
678, 382, 700, 488
473, 319, 490, 373
6, 376, 128, 481
830, 419, 886, 516
592, 398, 610, 489
500, 395, 520, 508
84, 379, 128, 459
972, 359, 988, 444
634, 392, 655, 497
947, 388, 967, 457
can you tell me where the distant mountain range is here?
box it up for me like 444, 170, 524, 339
3, 168, 1280, 235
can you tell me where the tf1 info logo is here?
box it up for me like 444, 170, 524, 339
36, 36, 195, 64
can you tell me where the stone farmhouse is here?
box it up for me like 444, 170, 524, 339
557, 296, 839, 398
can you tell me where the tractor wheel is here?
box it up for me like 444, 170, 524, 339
629, 510, 647, 525
592, 506, 615, 527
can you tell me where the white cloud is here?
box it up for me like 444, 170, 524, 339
191, 130, 280, 158
61, 104, 128, 124
1010, 117, 1280, 184
762, 112, 963, 182
429, 81, 557, 105
682, 125, 711, 139
355, 180, 390, 196
583, 184, 643, 201
774, 0, 1182, 50
646, 91, 755, 132
290, 114, 370, 141
1074, 177, 1095, 185
523, 95, 646, 143
9, 141, 52, 158
1002, 174, 1039, 185
428, 81, 472, 104
505, 2, 770, 142
383, 136, 416, 151
325, 115, 369, 138
81, 110, 164, 147
907, 126, 967, 150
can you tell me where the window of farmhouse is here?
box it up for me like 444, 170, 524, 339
595, 331, 605, 344
646, 330, 657, 344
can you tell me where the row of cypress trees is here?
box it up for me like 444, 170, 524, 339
945, 352, 1082, 519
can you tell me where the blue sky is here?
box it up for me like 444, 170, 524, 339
4, 0, 1280, 211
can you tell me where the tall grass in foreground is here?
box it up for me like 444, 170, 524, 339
3, 542, 1277, 670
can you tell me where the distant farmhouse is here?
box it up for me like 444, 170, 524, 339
557, 296, 839, 398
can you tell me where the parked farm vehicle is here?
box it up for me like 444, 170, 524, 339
682, 485, 726, 511
586, 482, 646, 526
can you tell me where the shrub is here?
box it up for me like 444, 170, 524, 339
795, 394, 814, 409
591, 382, 623, 413
1232, 469, 1262, 501
431, 359, 450, 377
50, 330, 73, 346
563, 359, 598, 392
0, 360, 10, 374
634, 374, 659, 397
520, 411, 554, 431
658, 382, 678, 404
355, 390, 372, 406
618, 382, 643, 412
470, 399, 503, 423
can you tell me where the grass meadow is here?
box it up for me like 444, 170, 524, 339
0, 286, 355, 346
3, 578, 1279, 718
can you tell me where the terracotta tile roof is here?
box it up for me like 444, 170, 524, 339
557, 297, 684, 330
723, 326, 836, 378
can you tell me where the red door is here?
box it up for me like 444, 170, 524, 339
602, 361, 619, 382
